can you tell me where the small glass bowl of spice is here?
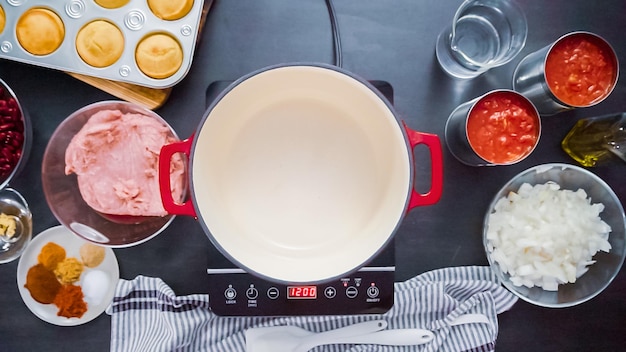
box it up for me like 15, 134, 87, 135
0, 187, 32, 264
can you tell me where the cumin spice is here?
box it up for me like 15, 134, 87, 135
24, 264, 61, 304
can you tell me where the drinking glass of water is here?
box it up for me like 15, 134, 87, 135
435, 0, 527, 79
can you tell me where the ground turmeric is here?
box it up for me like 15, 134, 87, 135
37, 242, 66, 270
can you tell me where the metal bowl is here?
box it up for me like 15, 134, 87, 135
0, 78, 32, 190
483, 163, 626, 307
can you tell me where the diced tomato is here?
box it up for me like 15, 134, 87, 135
545, 33, 617, 106
467, 91, 539, 164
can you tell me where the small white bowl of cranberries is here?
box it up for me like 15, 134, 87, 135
0, 78, 31, 189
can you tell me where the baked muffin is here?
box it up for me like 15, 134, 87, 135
135, 33, 183, 79
16, 8, 65, 56
76, 20, 125, 68
148, 0, 194, 21
0, 6, 6, 35
94, 0, 130, 9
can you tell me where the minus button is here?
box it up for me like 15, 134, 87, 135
267, 287, 280, 300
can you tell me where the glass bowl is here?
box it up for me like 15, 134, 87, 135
41, 101, 183, 247
0, 188, 32, 264
0, 78, 32, 190
483, 163, 626, 307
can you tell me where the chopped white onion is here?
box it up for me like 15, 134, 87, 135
486, 182, 612, 291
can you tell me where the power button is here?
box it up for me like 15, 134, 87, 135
366, 285, 380, 299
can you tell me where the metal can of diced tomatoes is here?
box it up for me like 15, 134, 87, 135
512, 31, 619, 116
445, 89, 541, 166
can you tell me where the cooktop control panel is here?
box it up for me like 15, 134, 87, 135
206, 266, 394, 316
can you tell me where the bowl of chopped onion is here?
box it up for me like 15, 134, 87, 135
484, 163, 626, 307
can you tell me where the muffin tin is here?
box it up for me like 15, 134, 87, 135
0, 0, 204, 88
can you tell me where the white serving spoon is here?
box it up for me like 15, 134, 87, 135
245, 320, 388, 352
291, 327, 435, 352
245, 313, 491, 352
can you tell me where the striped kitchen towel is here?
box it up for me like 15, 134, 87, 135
107, 266, 517, 352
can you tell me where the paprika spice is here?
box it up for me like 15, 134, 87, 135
53, 284, 88, 318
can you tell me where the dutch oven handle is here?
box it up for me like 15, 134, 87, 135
402, 121, 444, 211
159, 136, 198, 218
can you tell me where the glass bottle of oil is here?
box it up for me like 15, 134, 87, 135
562, 112, 626, 167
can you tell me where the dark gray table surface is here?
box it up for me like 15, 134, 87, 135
1, 0, 625, 350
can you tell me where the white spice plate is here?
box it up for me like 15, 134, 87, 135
17, 225, 119, 326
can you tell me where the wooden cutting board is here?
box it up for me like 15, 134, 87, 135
67, 0, 213, 110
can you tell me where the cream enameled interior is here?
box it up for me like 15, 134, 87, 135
192, 65, 410, 283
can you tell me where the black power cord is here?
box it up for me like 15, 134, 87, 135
325, 0, 343, 67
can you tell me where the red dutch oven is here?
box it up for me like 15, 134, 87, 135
159, 63, 443, 284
